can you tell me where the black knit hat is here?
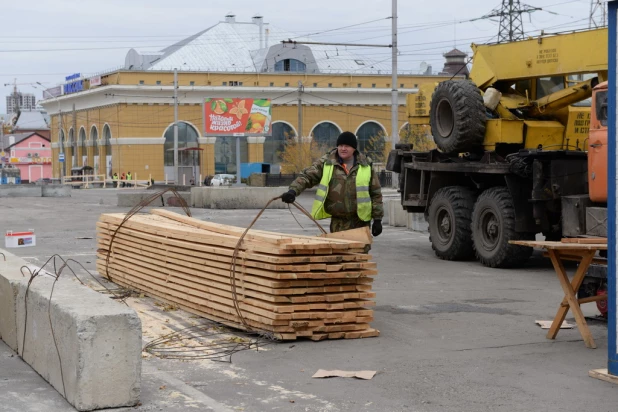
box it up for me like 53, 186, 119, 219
336, 131, 358, 150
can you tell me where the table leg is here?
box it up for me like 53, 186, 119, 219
546, 249, 597, 348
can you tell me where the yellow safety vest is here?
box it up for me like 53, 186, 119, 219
311, 162, 372, 221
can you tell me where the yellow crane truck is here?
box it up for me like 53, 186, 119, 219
386, 28, 608, 268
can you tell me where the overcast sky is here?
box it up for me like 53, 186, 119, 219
0, 0, 601, 113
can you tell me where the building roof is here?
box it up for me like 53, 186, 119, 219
444, 48, 467, 57
1, 132, 49, 150
127, 16, 391, 75
13, 110, 49, 131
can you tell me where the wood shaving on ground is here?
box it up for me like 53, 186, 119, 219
312, 369, 376, 380
535, 320, 575, 329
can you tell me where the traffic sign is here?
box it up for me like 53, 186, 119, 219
58, 153, 65, 162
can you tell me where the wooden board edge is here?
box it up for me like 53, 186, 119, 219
589, 368, 618, 385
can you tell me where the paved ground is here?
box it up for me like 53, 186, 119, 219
0, 188, 616, 412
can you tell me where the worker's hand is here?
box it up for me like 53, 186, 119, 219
281, 190, 296, 204
371, 220, 382, 237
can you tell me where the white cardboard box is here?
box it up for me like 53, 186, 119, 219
5, 231, 36, 248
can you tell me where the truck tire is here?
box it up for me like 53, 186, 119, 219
429, 80, 486, 154
471, 187, 534, 268
428, 186, 475, 260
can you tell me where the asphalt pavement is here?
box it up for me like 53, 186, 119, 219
0, 188, 616, 412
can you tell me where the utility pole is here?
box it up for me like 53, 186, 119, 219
477, 0, 541, 43
72, 103, 76, 169
589, 0, 607, 28
391, 0, 399, 148
173, 68, 179, 184
297, 80, 304, 171
59, 109, 64, 181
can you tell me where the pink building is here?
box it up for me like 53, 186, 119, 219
1, 132, 52, 183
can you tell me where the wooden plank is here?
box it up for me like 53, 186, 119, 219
561, 237, 607, 244
589, 369, 618, 385
98, 229, 373, 275
98, 251, 366, 298
542, 251, 606, 265
320, 227, 372, 245
97, 240, 375, 283
105, 270, 375, 335
561, 294, 607, 307
97, 221, 371, 264
510, 240, 607, 250
100, 215, 373, 256
144, 211, 364, 250
152, 209, 366, 249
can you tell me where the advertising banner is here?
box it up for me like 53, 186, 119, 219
89, 76, 102, 87
204, 98, 272, 136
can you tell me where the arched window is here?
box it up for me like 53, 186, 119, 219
91, 126, 99, 177
163, 122, 200, 166
68, 128, 76, 167
274, 59, 306, 72
356, 121, 386, 161
91, 126, 99, 156
103, 124, 112, 178
311, 122, 341, 149
264, 122, 296, 166
79, 127, 87, 166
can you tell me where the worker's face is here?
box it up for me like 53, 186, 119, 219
337, 144, 355, 161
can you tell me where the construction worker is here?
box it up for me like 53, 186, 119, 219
126, 171, 132, 187
281, 131, 383, 237
120, 172, 126, 188
112, 172, 119, 188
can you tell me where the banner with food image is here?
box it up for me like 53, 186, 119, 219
203, 98, 272, 136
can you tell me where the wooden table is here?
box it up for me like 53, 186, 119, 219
510, 240, 608, 349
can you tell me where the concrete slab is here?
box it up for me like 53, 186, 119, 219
0, 250, 28, 351
12, 263, 142, 411
0, 186, 42, 197
42, 185, 71, 197
191, 186, 287, 209
386, 198, 408, 227
117, 191, 191, 208
407, 212, 429, 233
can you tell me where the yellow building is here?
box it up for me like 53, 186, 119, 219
41, 14, 451, 182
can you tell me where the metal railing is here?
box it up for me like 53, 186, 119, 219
378, 171, 392, 188
61, 174, 152, 189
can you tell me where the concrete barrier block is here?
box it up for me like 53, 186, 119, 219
385, 198, 409, 227
408, 213, 429, 233
15, 274, 142, 410
117, 191, 190, 207
191, 186, 288, 209
0, 186, 42, 197
42, 185, 71, 197
0, 250, 28, 351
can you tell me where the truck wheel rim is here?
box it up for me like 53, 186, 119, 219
436, 98, 455, 138
479, 208, 500, 251
436, 206, 453, 245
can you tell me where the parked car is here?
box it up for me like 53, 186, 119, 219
210, 174, 236, 186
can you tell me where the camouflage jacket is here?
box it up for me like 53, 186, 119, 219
289, 149, 384, 220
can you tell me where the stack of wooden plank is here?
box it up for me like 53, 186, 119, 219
95, 209, 379, 340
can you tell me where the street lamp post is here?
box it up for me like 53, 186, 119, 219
35, 82, 64, 182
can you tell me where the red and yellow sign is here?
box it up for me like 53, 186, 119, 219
204, 98, 272, 136
10, 157, 51, 164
